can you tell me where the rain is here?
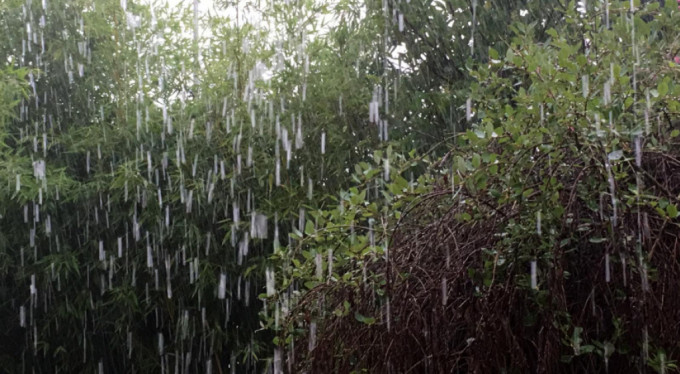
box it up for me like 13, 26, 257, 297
0, 0, 679, 372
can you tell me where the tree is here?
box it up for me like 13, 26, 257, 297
0, 0, 404, 371
272, 1, 680, 372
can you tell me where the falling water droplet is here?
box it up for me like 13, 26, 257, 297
605, 0, 610, 28
158, 332, 164, 356
315, 253, 323, 280
99, 240, 105, 262
605, 253, 611, 282
19, 306, 26, 327
441, 278, 447, 306
266, 268, 275, 297
218, 272, 227, 300
146, 244, 153, 268
582, 75, 589, 98
465, 98, 472, 122
274, 347, 283, 374
308, 322, 317, 352
327, 249, 333, 279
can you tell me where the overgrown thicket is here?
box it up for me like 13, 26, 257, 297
274, 2, 680, 373
4, 0, 680, 372
1, 0, 563, 370
290, 146, 680, 373
0, 0, 394, 372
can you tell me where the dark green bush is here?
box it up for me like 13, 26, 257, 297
273, 2, 680, 372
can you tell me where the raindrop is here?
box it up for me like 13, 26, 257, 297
218, 272, 227, 300
315, 253, 323, 280
308, 322, 317, 352
605, 0, 610, 28
385, 297, 391, 332
250, 212, 268, 239
582, 75, 589, 98
441, 278, 447, 306
99, 240, 105, 262
266, 268, 275, 297
605, 158, 617, 227
327, 249, 333, 279
603, 81, 611, 105
19, 306, 26, 327
274, 347, 283, 374
147, 243, 153, 268
605, 253, 611, 282
165, 257, 172, 299
33, 160, 45, 180
465, 98, 472, 122
158, 332, 164, 356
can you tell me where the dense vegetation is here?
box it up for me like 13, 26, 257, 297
1, 0, 680, 373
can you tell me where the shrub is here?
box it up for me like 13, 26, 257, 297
273, 2, 680, 372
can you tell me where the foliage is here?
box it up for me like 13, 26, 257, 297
3, 0, 680, 371
381, 0, 566, 152
272, 1, 680, 372
0, 0, 391, 372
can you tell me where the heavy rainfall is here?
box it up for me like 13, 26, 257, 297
1, 0, 680, 372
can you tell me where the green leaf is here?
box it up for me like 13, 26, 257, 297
471, 153, 481, 169
505, 46, 516, 63
455, 156, 466, 172
489, 164, 498, 175
394, 175, 408, 190
290, 229, 303, 239
354, 311, 375, 325
624, 97, 634, 109
658, 81, 669, 97
305, 220, 315, 236
667, 204, 678, 218
580, 345, 595, 354
489, 47, 499, 60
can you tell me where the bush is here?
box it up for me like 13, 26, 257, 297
273, 2, 680, 372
